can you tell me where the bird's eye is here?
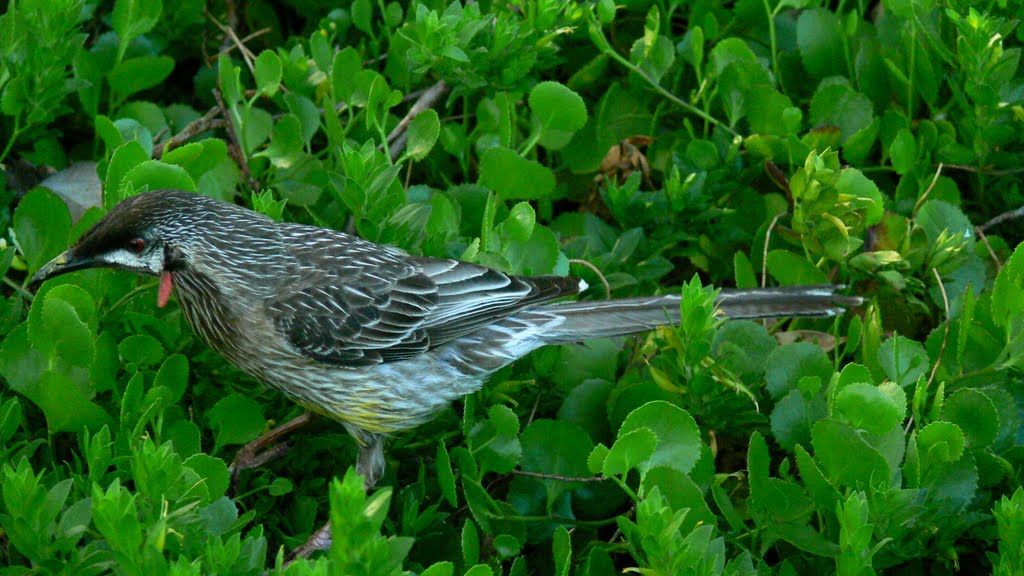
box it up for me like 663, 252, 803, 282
127, 238, 145, 254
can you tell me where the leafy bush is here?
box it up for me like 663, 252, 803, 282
1, 0, 1023, 574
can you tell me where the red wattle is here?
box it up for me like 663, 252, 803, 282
158, 272, 174, 308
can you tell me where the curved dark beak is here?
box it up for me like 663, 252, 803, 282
29, 249, 97, 288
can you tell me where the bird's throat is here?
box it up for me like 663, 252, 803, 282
158, 271, 174, 308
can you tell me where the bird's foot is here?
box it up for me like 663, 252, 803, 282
284, 521, 332, 566
229, 412, 314, 482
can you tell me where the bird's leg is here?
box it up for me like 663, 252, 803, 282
286, 433, 385, 562
229, 411, 314, 480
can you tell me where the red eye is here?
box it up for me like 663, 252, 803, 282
127, 238, 145, 254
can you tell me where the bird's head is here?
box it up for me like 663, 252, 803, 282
30, 189, 219, 287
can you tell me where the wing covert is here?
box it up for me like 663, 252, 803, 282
267, 224, 584, 366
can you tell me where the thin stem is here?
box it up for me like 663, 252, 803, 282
0, 116, 22, 164
610, 475, 640, 502
590, 19, 738, 137
3, 276, 32, 302
494, 514, 621, 528
513, 470, 608, 483
763, 0, 785, 95
103, 282, 158, 319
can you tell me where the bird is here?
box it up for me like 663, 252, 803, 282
31, 188, 862, 557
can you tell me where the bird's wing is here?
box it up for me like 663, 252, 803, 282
267, 225, 583, 366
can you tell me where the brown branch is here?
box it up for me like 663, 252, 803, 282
912, 162, 944, 216
215, 27, 272, 60
979, 205, 1024, 232
153, 107, 225, 159
975, 226, 1003, 272
212, 87, 258, 192
208, 10, 256, 74
943, 163, 1024, 177
386, 79, 448, 161
512, 470, 608, 483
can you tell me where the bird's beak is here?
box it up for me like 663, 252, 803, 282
29, 249, 97, 287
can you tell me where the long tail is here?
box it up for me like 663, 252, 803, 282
537, 285, 862, 344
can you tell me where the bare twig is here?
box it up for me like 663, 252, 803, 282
386, 79, 448, 160
979, 205, 1024, 232
389, 131, 408, 163
152, 126, 169, 145
943, 163, 1024, 176
212, 88, 258, 192
215, 27, 272, 59
154, 107, 225, 159
526, 391, 541, 428
912, 162, 944, 216
209, 10, 256, 73
568, 258, 611, 300
975, 226, 1003, 272
512, 470, 608, 483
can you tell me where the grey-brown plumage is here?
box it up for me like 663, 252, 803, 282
31, 189, 862, 554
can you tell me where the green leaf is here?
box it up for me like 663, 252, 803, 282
255, 114, 303, 169
493, 534, 520, 559
421, 562, 455, 576
154, 353, 189, 406
112, 0, 162, 61
553, 525, 571, 576
207, 393, 266, 450
32, 371, 111, 433
437, 442, 457, 507
118, 334, 164, 367
836, 382, 901, 435
469, 405, 521, 476
406, 109, 440, 161
765, 342, 833, 399
183, 453, 230, 502
794, 444, 841, 516
809, 80, 874, 145
771, 388, 817, 450
602, 427, 656, 477
529, 81, 588, 150
917, 421, 965, 463
501, 202, 535, 243
332, 47, 363, 104
878, 335, 929, 388
104, 140, 150, 209
352, 0, 373, 33
520, 419, 594, 507
797, 8, 845, 79
240, 107, 274, 154
617, 401, 702, 476
13, 188, 72, 275
889, 128, 916, 174
766, 250, 829, 285
254, 50, 282, 96
43, 298, 94, 367
641, 467, 716, 533
812, 419, 890, 489
558, 379, 613, 443
108, 56, 174, 100
992, 242, 1024, 328
478, 147, 555, 201
462, 519, 479, 566
733, 251, 757, 289
123, 160, 197, 194
943, 389, 998, 449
